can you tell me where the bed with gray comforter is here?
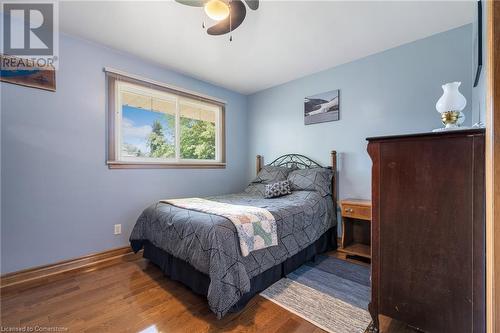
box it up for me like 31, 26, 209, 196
130, 162, 337, 318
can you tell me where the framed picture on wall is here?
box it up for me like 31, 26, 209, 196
304, 89, 340, 125
473, 0, 482, 87
0, 55, 56, 92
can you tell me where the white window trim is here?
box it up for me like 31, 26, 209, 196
108, 80, 225, 169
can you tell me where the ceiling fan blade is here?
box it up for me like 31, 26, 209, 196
207, 0, 246, 35
175, 0, 205, 7
244, 0, 258, 10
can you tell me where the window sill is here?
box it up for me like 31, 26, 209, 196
107, 161, 226, 169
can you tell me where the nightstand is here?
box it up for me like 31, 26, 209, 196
338, 199, 372, 260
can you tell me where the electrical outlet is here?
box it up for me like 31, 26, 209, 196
114, 224, 121, 235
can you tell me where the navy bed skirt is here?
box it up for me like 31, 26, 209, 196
130, 227, 337, 314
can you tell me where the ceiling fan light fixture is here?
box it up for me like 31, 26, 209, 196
204, 0, 230, 21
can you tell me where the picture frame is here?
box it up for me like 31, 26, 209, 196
304, 89, 340, 125
0, 55, 56, 92
473, 0, 483, 88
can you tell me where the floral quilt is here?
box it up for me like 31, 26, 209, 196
162, 197, 277, 256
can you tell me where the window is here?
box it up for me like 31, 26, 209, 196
106, 71, 225, 169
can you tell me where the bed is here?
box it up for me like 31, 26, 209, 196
130, 152, 338, 318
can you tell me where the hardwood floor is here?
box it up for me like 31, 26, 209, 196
1, 252, 416, 333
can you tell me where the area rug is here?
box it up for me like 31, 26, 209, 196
260, 255, 372, 333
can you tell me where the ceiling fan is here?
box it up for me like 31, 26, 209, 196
175, 0, 259, 40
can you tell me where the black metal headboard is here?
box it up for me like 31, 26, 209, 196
255, 151, 338, 206
268, 154, 323, 169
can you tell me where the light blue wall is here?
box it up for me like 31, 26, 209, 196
1, 25, 473, 273
247, 25, 473, 234
1, 34, 249, 274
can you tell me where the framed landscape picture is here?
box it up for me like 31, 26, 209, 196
0, 55, 56, 92
304, 89, 340, 125
473, 0, 483, 87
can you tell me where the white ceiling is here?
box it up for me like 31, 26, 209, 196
60, 1, 474, 94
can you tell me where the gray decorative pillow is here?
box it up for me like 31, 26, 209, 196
252, 165, 297, 184
264, 180, 292, 199
287, 168, 333, 197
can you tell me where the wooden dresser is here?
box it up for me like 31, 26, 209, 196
367, 129, 485, 333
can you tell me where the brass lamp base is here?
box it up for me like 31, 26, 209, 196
433, 111, 466, 132
441, 111, 461, 127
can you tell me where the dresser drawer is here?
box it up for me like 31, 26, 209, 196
342, 204, 371, 220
